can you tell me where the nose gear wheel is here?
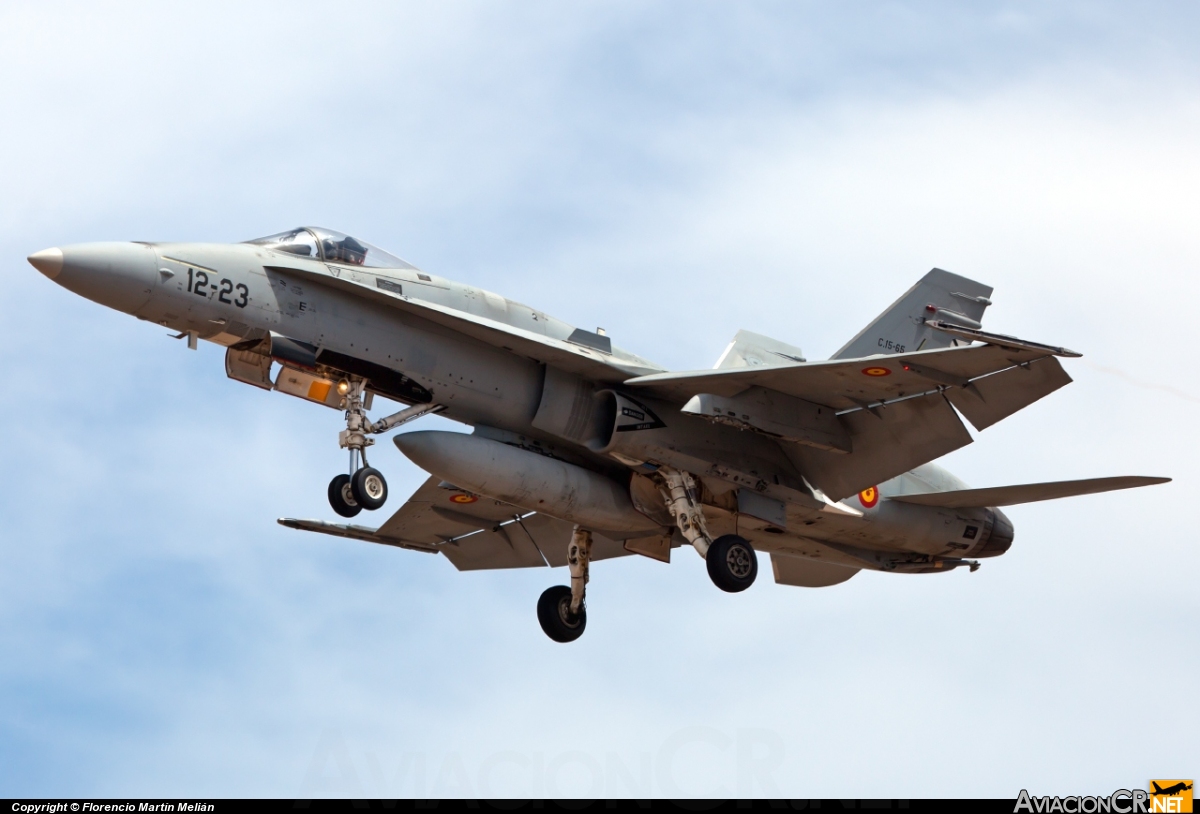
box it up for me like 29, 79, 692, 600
351, 466, 388, 510
327, 474, 361, 518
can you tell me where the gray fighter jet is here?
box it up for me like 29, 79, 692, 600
27, 227, 1169, 642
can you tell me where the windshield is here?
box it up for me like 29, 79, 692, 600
246, 227, 416, 269
247, 228, 319, 258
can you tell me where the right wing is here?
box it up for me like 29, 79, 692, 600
888, 476, 1171, 508
280, 476, 633, 571
626, 336, 1079, 501
624, 339, 1074, 410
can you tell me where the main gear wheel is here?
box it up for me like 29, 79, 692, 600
706, 534, 758, 592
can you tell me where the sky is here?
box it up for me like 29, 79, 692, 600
1, 0, 1197, 799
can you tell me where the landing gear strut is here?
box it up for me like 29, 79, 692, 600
324, 380, 445, 517
327, 378, 388, 515
537, 526, 591, 643
656, 467, 758, 593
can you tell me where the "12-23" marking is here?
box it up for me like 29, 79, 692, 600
186, 268, 248, 307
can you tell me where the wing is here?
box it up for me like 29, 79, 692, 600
889, 476, 1171, 508
624, 341, 1070, 412
625, 331, 1080, 501
264, 263, 661, 383
279, 476, 634, 570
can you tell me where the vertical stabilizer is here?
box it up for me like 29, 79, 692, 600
831, 269, 993, 360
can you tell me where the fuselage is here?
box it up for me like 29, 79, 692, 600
28, 233, 1014, 572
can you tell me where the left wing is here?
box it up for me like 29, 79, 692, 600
264, 262, 661, 383
280, 476, 633, 571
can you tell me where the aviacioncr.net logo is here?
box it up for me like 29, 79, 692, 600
1015, 782, 1193, 814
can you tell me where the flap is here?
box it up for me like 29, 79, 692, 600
624, 342, 1061, 411
264, 264, 660, 383
889, 476, 1171, 508
946, 356, 1072, 431
784, 393, 974, 501
771, 552, 860, 587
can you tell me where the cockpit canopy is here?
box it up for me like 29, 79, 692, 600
246, 227, 417, 270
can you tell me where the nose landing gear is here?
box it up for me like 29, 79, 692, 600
324, 377, 442, 517
328, 378, 385, 516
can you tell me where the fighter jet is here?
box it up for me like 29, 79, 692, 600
27, 227, 1169, 642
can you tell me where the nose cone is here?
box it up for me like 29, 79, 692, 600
28, 247, 65, 278
36, 242, 158, 315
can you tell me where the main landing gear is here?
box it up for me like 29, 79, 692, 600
325, 378, 442, 518
657, 466, 758, 593
535, 469, 759, 643
537, 526, 591, 643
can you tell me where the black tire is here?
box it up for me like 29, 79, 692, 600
536, 585, 586, 643
706, 534, 758, 592
328, 474, 361, 518
351, 466, 388, 511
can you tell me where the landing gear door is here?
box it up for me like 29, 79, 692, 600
225, 343, 273, 390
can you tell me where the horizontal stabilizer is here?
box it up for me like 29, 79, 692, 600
889, 476, 1171, 508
